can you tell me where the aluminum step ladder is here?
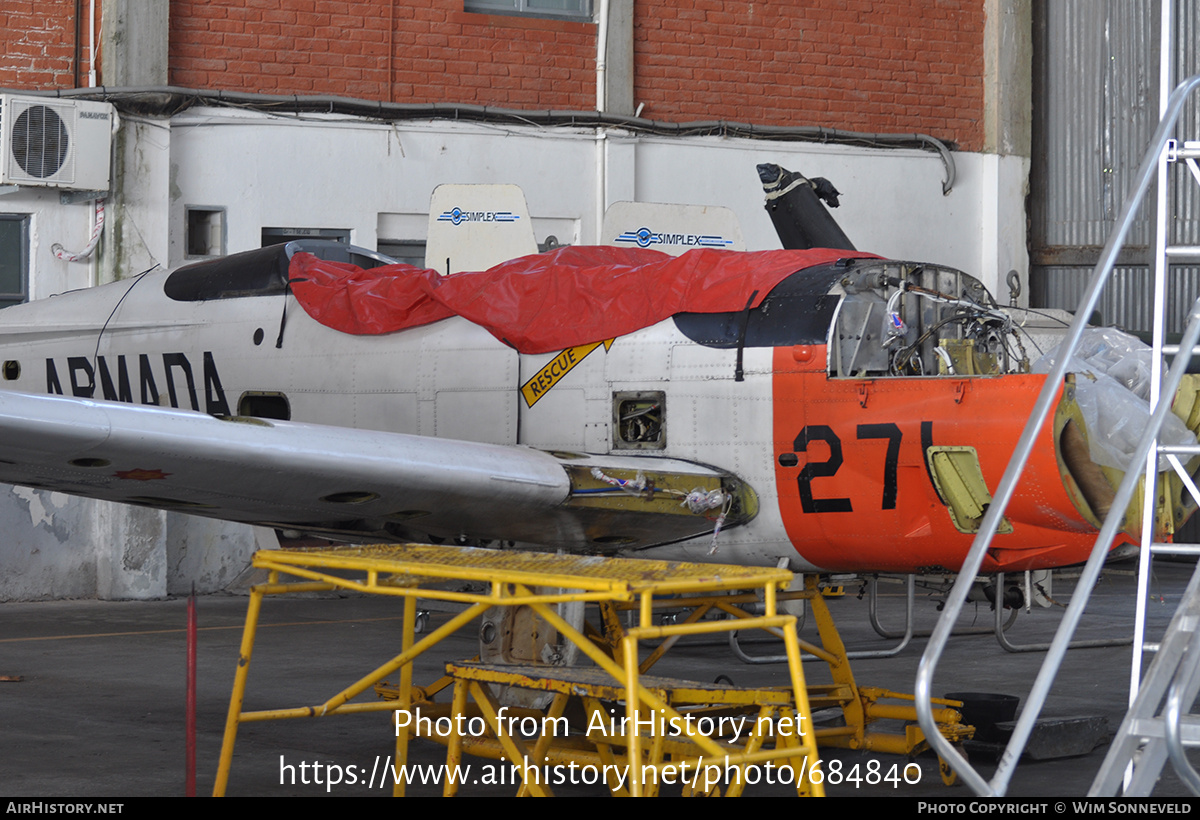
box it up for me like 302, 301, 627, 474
914, 70, 1200, 797
1091, 559, 1200, 794
1091, 121, 1200, 795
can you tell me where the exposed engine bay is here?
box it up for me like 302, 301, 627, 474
828, 260, 1028, 379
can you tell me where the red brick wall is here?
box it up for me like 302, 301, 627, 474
633, 0, 985, 150
169, 1, 596, 109
0, 1, 986, 150
0, 0, 98, 90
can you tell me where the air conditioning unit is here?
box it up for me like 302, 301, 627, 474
0, 95, 114, 191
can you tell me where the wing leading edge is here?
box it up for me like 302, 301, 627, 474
0, 391, 754, 550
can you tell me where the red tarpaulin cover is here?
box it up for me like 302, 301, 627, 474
290, 245, 877, 354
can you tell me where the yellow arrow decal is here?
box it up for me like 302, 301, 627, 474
521, 339, 614, 408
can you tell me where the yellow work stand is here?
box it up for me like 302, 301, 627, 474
212, 543, 824, 797
431, 661, 816, 796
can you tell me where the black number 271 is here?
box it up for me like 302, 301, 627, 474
780, 423, 901, 513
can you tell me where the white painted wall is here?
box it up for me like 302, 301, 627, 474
0, 190, 97, 300
166, 110, 1026, 298
0, 107, 1029, 601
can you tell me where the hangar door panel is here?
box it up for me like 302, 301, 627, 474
1030, 0, 1200, 335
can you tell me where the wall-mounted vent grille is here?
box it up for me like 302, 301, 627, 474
11, 104, 71, 180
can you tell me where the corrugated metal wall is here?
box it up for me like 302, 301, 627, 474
1173, 3, 1200, 249
1031, 0, 1200, 335
1037, 264, 1200, 330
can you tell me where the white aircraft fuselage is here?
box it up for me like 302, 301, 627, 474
0, 240, 1156, 573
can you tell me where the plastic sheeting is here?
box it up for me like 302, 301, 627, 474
289, 245, 877, 354
1033, 327, 1195, 470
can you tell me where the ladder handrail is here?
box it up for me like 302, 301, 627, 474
1162, 632, 1200, 794
915, 73, 1200, 798
1090, 558, 1200, 794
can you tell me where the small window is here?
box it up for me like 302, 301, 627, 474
465, 0, 592, 21
377, 240, 427, 268
261, 227, 351, 247
0, 214, 30, 308
186, 207, 226, 258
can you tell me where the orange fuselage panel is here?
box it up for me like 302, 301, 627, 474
772, 345, 1102, 573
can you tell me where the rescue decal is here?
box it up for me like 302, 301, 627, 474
520, 339, 614, 408
113, 468, 171, 481
46, 352, 231, 416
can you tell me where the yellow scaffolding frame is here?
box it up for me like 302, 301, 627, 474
212, 544, 825, 797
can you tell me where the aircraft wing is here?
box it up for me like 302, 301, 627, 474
0, 391, 753, 550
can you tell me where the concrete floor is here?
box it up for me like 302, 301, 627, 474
1, 560, 1197, 798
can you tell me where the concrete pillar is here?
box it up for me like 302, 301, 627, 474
99, 1, 169, 87
95, 503, 168, 600
983, 0, 1032, 157
981, 0, 1032, 306
603, 0, 634, 116
97, 0, 172, 285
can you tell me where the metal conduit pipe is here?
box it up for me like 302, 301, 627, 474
2, 85, 958, 194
